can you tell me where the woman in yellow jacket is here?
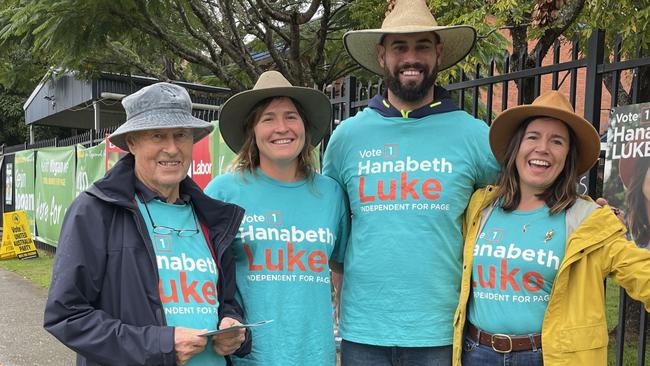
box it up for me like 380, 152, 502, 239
452, 90, 650, 366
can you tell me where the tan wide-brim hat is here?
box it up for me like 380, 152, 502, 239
490, 90, 600, 175
218, 71, 332, 153
343, 0, 476, 75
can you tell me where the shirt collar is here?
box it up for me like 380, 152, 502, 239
368, 85, 460, 118
134, 178, 191, 205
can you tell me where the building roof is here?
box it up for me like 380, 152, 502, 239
24, 72, 232, 129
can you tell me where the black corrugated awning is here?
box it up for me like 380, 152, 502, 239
23, 72, 231, 129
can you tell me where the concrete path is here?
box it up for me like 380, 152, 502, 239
0, 268, 75, 366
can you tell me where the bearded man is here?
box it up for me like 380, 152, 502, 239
323, 0, 500, 364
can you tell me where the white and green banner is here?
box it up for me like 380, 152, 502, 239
76, 142, 106, 196
35, 146, 76, 246
213, 121, 236, 177
14, 150, 36, 234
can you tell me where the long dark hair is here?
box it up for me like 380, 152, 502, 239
625, 157, 650, 246
230, 97, 316, 179
495, 117, 580, 214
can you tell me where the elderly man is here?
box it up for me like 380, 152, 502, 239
323, 0, 500, 364
44, 82, 249, 366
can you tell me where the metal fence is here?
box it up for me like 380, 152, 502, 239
322, 28, 649, 366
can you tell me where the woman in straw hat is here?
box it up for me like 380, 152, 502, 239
204, 71, 349, 366
451, 90, 650, 366
619, 145, 650, 247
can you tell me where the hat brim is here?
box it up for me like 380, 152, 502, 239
489, 105, 601, 175
343, 25, 476, 75
218, 86, 332, 153
109, 111, 214, 151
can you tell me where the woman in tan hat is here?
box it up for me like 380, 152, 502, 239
619, 145, 650, 247
451, 90, 650, 366
204, 71, 349, 366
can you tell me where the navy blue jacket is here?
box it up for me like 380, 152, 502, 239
44, 154, 249, 365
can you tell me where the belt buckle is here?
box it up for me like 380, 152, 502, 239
491, 333, 513, 353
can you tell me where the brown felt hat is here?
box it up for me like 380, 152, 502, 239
490, 90, 600, 175
343, 0, 476, 75
218, 71, 332, 153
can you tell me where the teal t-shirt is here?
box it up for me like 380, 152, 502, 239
204, 170, 349, 366
322, 107, 499, 346
136, 198, 226, 366
468, 205, 566, 335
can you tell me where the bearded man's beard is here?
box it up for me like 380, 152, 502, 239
384, 62, 438, 103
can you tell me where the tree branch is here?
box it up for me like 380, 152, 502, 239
531, 0, 586, 63
243, 0, 291, 44
255, 0, 292, 23
296, 0, 321, 24
133, 1, 245, 90
309, 0, 330, 82
172, 0, 220, 64
220, 0, 262, 77
184, 0, 255, 85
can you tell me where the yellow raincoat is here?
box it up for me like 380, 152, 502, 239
453, 186, 650, 366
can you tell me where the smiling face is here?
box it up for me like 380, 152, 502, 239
515, 117, 571, 197
127, 128, 193, 201
253, 97, 306, 171
377, 32, 443, 105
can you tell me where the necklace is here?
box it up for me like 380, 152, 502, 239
502, 202, 556, 244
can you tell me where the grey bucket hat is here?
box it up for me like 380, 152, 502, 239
109, 82, 215, 151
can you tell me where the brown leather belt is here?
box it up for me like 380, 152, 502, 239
467, 323, 542, 353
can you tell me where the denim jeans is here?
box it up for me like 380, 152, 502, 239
461, 335, 544, 366
340, 339, 452, 366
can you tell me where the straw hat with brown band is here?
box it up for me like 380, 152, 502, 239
489, 90, 601, 176
218, 71, 332, 153
343, 0, 477, 75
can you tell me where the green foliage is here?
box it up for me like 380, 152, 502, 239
0, 0, 357, 90
0, 86, 29, 146
1, 0, 191, 79
584, 0, 650, 58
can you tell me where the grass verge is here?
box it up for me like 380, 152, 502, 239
606, 279, 649, 366
0, 250, 54, 288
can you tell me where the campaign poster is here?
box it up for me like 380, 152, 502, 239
603, 102, 650, 247
105, 135, 128, 171
212, 121, 236, 177
14, 150, 36, 234
5, 162, 13, 205
76, 142, 106, 196
34, 146, 76, 247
